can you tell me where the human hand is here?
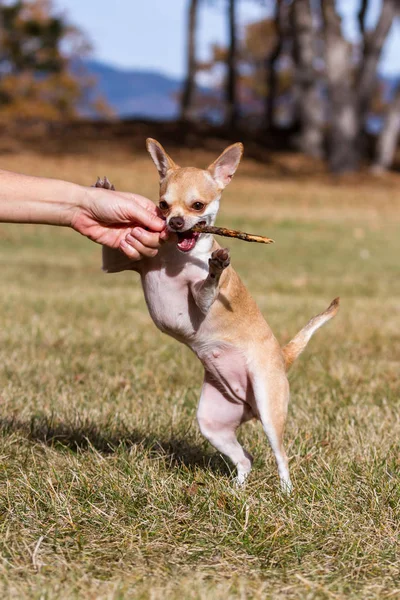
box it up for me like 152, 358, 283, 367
71, 184, 167, 260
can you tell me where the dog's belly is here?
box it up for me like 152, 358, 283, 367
196, 344, 253, 404
141, 269, 203, 339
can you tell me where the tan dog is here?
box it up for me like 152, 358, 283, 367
100, 139, 339, 492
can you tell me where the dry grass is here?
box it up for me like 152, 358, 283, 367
0, 142, 399, 599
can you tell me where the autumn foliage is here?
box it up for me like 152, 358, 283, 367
0, 0, 106, 120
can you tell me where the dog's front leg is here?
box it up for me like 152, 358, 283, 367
191, 248, 230, 314
93, 176, 144, 274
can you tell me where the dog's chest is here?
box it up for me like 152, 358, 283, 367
141, 262, 206, 339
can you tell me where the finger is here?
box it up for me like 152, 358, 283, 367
117, 192, 156, 210
117, 193, 165, 228
122, 234, 158, 259
128, 228, 161, 249
125, 203, 165, 232
119, 239, 143, 261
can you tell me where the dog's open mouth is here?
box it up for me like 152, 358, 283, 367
176, 221, 206, 252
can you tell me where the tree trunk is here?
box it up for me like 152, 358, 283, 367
372, 84, 400, 172
226, 0, 238, 128
265, 0, 285, 130
180, 0, 198, 122
322, 0, 359, 173
291, 0, 324, 158
358, 0, 369, 37
357, 0, 399, 127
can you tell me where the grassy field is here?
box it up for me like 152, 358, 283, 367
0, 143, 399, 599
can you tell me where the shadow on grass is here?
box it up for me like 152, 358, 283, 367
0, 414, 231, 475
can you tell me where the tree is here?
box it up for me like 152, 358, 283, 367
322, 0, 359, 172
180, 0, 199, 121
198, 12, 290, 127
357, 0, 399, 126
185, 0, 399, 173
291, 0, 324, 157
320, 0, 399, 172
265, 0, 286, 130
373, 84, 400, 172
0, 0, 101, 120
226, 0, 238, 127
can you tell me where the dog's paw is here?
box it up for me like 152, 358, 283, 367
209, 248, 230, 278
93, 176, 115, 190
280, 478, 293, 496
234, 473, 248, 489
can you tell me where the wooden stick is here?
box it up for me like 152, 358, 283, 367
191, 224, 274, 244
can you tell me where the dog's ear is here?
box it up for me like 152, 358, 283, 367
146, 138, 179, 181
207, 143, 243, 190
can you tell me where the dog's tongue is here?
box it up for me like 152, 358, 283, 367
176, 230, 200, 252
177, 235, 197, 252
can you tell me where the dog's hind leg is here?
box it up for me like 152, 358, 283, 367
197, 373, 254, 485
251, 369, 292, 493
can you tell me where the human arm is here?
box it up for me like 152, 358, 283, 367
0, 169, 166, 259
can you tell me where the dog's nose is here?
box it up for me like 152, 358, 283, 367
169, 216, 185, 230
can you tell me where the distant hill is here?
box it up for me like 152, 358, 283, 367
79, 59, 399, 125
82, 60, 182, 119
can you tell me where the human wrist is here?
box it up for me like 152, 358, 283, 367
62, 182, 89, 228
29, 179, 85, 228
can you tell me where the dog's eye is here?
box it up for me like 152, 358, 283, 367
159, 201, 169, 210
192, 202, 204, 211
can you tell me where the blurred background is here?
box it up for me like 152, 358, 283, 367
0, 0, 400, 173
1, 4, 400, 595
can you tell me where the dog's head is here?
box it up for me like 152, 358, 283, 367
146, 138, 243, 253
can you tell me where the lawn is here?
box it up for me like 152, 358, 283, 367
0, 143, 399, 599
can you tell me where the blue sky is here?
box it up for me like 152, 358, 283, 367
54, 0, 400, 79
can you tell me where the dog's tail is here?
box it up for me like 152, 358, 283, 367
282, 297, 339, 371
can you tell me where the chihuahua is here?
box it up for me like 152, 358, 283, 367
99, 139, 339, 491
